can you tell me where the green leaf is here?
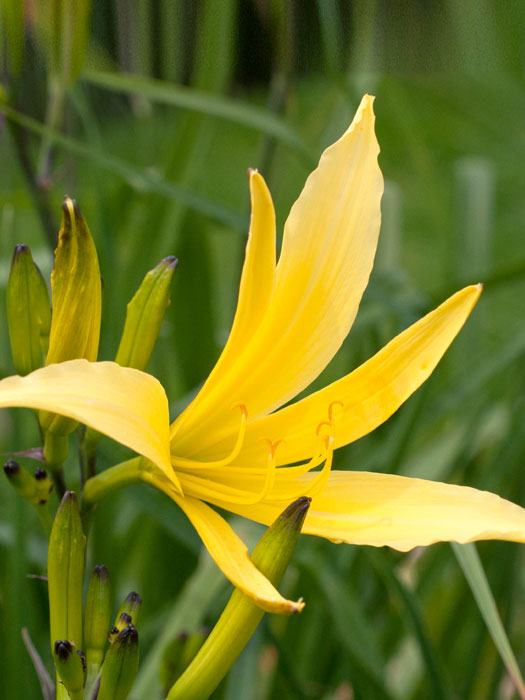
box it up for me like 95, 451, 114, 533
452, 542, 525, 698
82, 71, 314, 164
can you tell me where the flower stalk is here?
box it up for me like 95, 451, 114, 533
166, 497, 310, 700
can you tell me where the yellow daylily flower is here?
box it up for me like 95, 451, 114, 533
2, 95, 525, 614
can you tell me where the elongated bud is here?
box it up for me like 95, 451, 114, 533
84, 565, 112, 698
53, 640, 85, 700
108, 591, 142, 644
4, 460, 53, 505
97, 625, 139, 700
115, 592, 142, 628
115, 256, 177, 370
6, 244, 51, 375
48, 492, 85, 652
41, 197, 101, 439
167, 497, 310, 700
46, 197, 101, 365
85, 565, 112, 666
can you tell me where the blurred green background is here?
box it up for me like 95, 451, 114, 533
1, 1, 524, 698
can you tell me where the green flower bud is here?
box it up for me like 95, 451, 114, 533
84, 565, 112, 698
4, 461, 54, 533
53, 640, 85, 700
112, 592, 142, 633
41, 197, 101, 439
6, 244, 51, 375
167, 497, 310, 700
85, 565, 112, 666
4, 460, 53, 505
115, 256, 177, 370
97, 625, 139, 700
48, 492, 86, 653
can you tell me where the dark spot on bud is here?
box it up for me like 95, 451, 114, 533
93, 564, 109, 579
4, 460, 20, 476
125, 591, 142, 606
12, 244, 29, 264
109, 627, 119, 640
116, 624, 138, 645
62, 491, 77, 503
34, 467, 47, 480
119, 613, 132, 625
38, 499, 47, 505
162, 256, 178, 269
76, 649, 87, 673
54, 640, 73, 661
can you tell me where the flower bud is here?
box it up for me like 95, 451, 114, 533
3, 460, 52, 505
84, 565, 112, 667
114, 591, 142, 629
48, 491, 86, 652
97, 625, 139, 700
167, 497, 310, 700
6, 244, 51, 375
40, 197, 101, 438
115, 256, 177, 370
53, 640, 85, 700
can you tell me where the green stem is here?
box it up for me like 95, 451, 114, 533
82, 456, 150, 505
44, 432, 69, 500
35, 503, 53, 537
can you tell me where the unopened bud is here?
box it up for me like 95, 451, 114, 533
4, 460, 52, 505
167, 497, 310, 700
84, 565, 112, 668
97, 625, 139, 700
41, 197, 101, 438
53, 640, 85, 700
6, 244, 51, 375
48, 492, 85, 652
115, 256, 177, 370
108, 591, 142, 644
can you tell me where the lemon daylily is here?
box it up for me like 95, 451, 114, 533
2, 95, 525, 614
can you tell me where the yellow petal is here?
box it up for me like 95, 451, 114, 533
164, 490, 303, 614
172, 95, 383, 455
202, 284, 482, 467
0, 360, 175, 483
171, 171, 276, 439
207, 471, 525, 550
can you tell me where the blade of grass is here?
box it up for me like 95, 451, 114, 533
81, 71, 314, 164
1, 105, 246, 232
451, 542, 525, 699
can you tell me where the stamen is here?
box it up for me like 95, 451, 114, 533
179, 439, 279, 505
303, 436, 334, 498
328, 400, 344, 422
171, 404, 248, 471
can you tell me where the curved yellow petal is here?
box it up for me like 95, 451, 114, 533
206, 471, 525, 550
171, 171, 276, 439
172, 94, 383, 455
198, 284, 482, 466
165, 491, 303, 614
0, 360, 175, 483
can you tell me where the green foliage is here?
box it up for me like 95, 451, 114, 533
1, 2, 525, 699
